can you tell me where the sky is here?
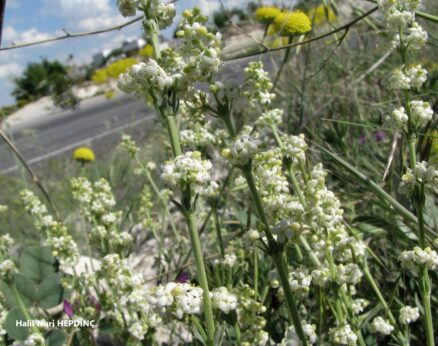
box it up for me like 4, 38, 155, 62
0, 0, 247, 107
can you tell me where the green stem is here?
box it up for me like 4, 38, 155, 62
213, 208, 225, 258
421, 266, 434, 346
254, 249, 259, 298
166, 115, 182, 156
12, 283, 38, 334
187, 212, 215, 346
272, 253, 308, 346
241, 165, 307, 345
223, 112, 236, 139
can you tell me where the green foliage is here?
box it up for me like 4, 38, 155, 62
12, 58, 78, 109
213, 8, 248, 28
0, 246, 66, 341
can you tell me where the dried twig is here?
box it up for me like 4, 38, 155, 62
0, 15, 144, 51
223, 7, 379, 61
0, 129, 60, 219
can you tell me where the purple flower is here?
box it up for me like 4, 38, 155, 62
373, 130, 386, 142
63, 299, 74, 318
177, 271, 190, 283
89, 295, 102, 314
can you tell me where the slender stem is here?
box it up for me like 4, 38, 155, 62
0, 129, 60, 219
421, 266, 434, 346
254, 249, 259, 298
213, 208, 225, 258
12, 283, 38, 334
241, 166, 276, 246
186, 212, 215, 346
272, 37, 293, 92
241, 166, 307, 345
272, 253, 308, 346
166, 115, 182, 156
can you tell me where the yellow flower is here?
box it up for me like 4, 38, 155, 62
308, 4, 337, 25
139, 44, 154, 58
255, 7, 282, 24
73, 147, 95, 164
273, 11, 312, 36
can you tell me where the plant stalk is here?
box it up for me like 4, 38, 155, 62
186, 212, 216, 346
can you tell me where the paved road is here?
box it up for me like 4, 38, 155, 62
0, 94, 152, 173
0, 55, 274, 174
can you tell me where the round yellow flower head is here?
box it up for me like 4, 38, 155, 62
255, 7, 282, 24
309, 4, 337, 25
273, 11, 312, 36
73, 147, 95, 164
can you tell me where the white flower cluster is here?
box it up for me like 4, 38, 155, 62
211, 287, 238, 313
336, 263, 363, 285
399, 161, 437, 193
21, 190, 78, 270
386, 100, 433, 131
243, 61, 275, 108
254, 150, 304, 217
311, 267, 331, 287
12, 333, 45, 346
0, 234, 14, 256
288, 267, 312, 295
391, 22, 428, 51
213, 253, 237, 267
329, 324, 358, 345
117, 0, 175, 29
399, 305, 420, 325
399, 246, 438, 270
71, 178, 131, 250
0, 259, 16, 279
21, 190, 52, 231
147, 282, 237, 317
378, 0, 428, 54
351, 299, 369, 315
148, 282, 203, 319
281, 134, 308, 164
387, 65, 427, 90
222, 135, 261, 166
371, 316, 394, 335
121, 133, 139, 157
378, 0, 420, 29
409, 100, 433, 127
116, 0, 137, 17
176, 9, 222, 83
180, 121, 216, 149
272, 220, 302, 243
161, 151, 212, 188
96, 254, 160, 341
279, 320, 317, 345
256, 108, 283, 128
118, 60, 181, 97
236, 285, 268, 346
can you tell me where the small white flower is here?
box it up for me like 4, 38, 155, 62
329, 324, 358, 345
399, 305, 420, 325
211, 287, 238, 313
371, 316, 394, 335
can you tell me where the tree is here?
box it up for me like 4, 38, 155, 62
12, 58, 78, 108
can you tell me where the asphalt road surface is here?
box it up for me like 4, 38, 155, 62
0, 55, 274, 174
0, 94, 152, 173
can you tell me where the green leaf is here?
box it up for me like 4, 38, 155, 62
20, 246, 57, 284
45, 329, 67, 346
4, 307, 31, 341
98, 316, 121, 335
13, 274, 38, 306
37, 273, 64, 309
